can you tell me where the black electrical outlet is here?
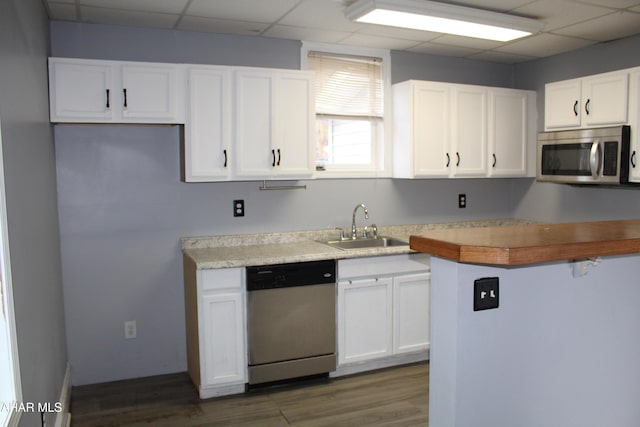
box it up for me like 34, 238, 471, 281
458, 193, 466, 208
474, 277, 499, 311
233, 200, 245, 217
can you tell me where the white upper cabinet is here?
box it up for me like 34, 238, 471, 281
120, 63, 182, 122
235, 68, 315, 180
49, 59, 114, 121
488, 88, 536, 177
183, 67, 232, 182
48, 57, 184, 124
627, 68, 640, 182
544, 70, 628, 130
393, 80, 535, 179
393, 81, 450, 178
451, 85, 488, 177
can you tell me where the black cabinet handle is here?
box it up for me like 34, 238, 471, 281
277, 148, 281, 166
573, 100, 578, 116
632, 151, 637, 168
123, 88, 128, 108
446, 153, 450, 167
456, 152, 460, 167
223, 149, 228, 168
106, 89, 110, 109
492, 153, 497, 168
585, 99, 590, 115
271, 149, 276, 167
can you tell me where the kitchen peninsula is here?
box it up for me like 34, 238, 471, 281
410, 220, 640, 427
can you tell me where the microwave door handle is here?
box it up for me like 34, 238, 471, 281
590, 139, 602, 178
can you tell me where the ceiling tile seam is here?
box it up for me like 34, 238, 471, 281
174, 0, 196, 30
76, 4, 182, 17
547, 10, 640, 40
258, 0, 306, 37
572, 0, 639, 12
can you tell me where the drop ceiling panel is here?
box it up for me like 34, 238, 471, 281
408, 42, 483, 57
177, 16, 270, 36
80, 6, 179, 29
469, 50, 536, 63
512, 0, 615, 33
553, 11, 640, 41
495, 33, 595, 57
186, 0, 300, 23
263, 25, 351, 44
339, 33, 420, 50
80, 0, 189, 14
279, 0, 361, 32
43, 0, 640, 64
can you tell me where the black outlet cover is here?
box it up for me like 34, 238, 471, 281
474, 277, 499, 311
233, 199, 245, 217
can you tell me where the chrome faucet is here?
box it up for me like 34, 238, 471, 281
351, 203, 369, 239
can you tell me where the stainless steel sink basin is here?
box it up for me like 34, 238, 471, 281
320, 236, 409, 250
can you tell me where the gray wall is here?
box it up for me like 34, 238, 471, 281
50, 21, 525, 385
0, 1, 67, 426
512, 34, 640, 223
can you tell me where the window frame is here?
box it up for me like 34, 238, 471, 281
301, 42, 392, 178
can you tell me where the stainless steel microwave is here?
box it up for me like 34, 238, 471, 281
537, 125, 631, 185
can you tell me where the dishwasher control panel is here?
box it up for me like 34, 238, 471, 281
246, 259, 336, 291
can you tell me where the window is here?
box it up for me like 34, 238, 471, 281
302, 43, 391, 176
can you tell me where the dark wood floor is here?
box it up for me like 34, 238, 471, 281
70, 362, 429, 426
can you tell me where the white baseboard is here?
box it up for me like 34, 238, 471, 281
54, 363, 71, 427
330, 351, 429, 378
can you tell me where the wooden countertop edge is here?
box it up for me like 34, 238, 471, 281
409, 235, 640, 266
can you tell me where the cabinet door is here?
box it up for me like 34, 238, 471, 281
338, 278, 393, 364
393, 273, 430, 354
628, 69, 640, 182
413, 82, 451, 177
49, 59, 113, 122
184, 67, 231, 182
488, 89, 529, 177
120, 63, 181, 122
451, 85, 487, 177
200, 291, 246, 387
273, 72, 315, 178
582, 71, 628, 127
235, 70, 274, 178
544, 79, 582, 130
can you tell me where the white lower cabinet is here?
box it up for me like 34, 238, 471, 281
184, 258, 246, 398
336, 254, 430, 375
393, 272, 431, 354
338, 277, 393, 364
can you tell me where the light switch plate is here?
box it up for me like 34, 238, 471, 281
474, 277, 499, 311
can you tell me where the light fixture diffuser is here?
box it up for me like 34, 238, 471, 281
344, 0, 544, 42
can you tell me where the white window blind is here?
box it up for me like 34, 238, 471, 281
308, 52, 383, 119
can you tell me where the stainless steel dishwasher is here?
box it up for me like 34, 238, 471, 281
246, 259, 336, 385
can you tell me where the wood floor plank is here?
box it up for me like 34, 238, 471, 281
70, 362, 429, 426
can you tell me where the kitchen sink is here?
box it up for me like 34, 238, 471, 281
319, 236, 409, 250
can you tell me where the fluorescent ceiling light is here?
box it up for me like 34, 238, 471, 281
344, 0, 544, 42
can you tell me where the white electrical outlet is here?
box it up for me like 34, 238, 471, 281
124, 320, 137, 339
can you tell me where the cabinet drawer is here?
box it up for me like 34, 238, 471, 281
199, 268, 243, 292
338, 253, 429, 280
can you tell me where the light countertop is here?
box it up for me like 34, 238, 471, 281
182, 219, 529, 269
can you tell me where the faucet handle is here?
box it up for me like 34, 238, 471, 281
370, 224, 378, 239
335, 227, 345, 240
